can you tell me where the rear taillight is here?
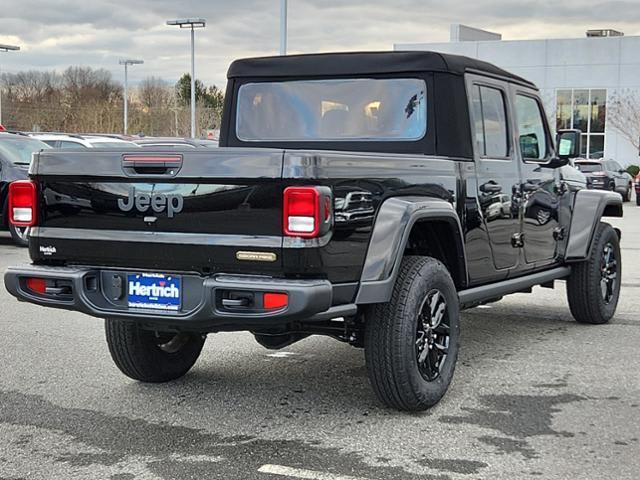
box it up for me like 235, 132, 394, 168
284, 187, 320, 237
283, 186, 333, 238
9, 180, 37, 227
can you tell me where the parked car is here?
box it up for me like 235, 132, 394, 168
0, 133, 51, 246
4, 51, 623, 411
574, 159, 633, 201
30, 134, 140, 149
635, 174, 640, 205
134, 137, 218, 148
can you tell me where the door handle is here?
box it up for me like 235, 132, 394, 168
122, 154, 183, 177
480, 182, 502, 194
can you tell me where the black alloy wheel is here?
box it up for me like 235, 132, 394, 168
600, 242, 618, 305
415, 289, 450, 381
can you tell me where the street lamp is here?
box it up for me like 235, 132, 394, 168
119, 59, 144, 135
280, 0, 287, 55
166, 18, 206, 139
0, 43, 20, 126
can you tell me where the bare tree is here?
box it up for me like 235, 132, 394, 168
607, 89, 640, 151
1, 66, 223, 136
137, 76, 172, 110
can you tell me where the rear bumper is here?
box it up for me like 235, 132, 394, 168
4, 265, 354, 330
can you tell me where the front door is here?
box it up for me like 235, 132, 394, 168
512, 90, 561, 266
468, 77, 521, 273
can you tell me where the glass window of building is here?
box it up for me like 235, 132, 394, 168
556, 89, 606, 159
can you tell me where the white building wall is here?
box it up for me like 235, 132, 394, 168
396, 36, 640, 166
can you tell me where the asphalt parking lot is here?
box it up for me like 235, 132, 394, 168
0, 203, 638, 480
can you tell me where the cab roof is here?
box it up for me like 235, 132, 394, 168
227, 50, 535, 88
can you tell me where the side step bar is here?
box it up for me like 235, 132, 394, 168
458, 267, 571, 310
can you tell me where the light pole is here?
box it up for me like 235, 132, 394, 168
167, 18, 206, 139
280, 0, 288, 55
0, 43, 20, 126
119, 59, 143, 135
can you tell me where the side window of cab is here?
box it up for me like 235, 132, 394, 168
514, 94, 549, 161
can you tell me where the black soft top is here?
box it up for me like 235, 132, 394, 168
227, 50, 535, 87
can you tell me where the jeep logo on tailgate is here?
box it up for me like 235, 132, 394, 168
117, 187, 184, 218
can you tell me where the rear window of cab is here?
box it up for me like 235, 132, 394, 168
236, 78, 427, 142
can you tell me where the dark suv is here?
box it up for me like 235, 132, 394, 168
575, 159, 633, 201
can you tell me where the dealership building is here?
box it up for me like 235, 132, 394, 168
396, 25, 640, 165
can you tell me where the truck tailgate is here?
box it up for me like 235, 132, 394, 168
30, 148, 285, 275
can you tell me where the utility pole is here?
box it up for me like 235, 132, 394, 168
119, 59, 143, 135
167, 18, 206, 138
0, 43, 20, 126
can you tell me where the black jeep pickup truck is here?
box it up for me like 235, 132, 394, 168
4, 52, 623, 411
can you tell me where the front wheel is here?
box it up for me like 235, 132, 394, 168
364, 256, 460, 411
9, 224, 29, 247
566, 222, 621, 324
105, 319, 206, 382
621, 186, 631, 202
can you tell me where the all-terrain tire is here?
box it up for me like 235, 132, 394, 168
566, 222, 621, 324
105, 319, 206, 382
364, 256, 460, 411
9, 224, 29, 247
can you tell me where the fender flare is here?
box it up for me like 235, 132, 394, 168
564, 189, 622, 261
355, 196, 467, 304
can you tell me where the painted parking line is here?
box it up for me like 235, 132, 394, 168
257, 464, 371, 480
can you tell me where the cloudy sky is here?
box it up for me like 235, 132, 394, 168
1, 0, 639, 89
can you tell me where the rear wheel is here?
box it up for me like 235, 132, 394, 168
364, 256, 460, 411
566, 222, 621, 324
9, 224, 29, 247
105, 319, 206, 382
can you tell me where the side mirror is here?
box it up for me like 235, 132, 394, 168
555, 129, 581, 160
541, 156, 570, 169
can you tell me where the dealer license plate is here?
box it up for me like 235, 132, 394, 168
127, 273, 181, 311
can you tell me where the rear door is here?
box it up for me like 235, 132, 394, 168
512, 89, 561, 267
467, 75, 521, 275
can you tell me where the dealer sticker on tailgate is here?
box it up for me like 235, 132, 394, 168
127, 273, 181, 311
